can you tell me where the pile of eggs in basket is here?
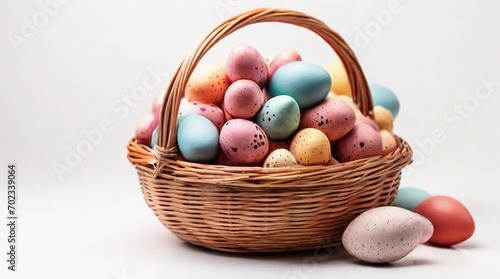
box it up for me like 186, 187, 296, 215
134, 43, 475, 264
136, 43, 401, 168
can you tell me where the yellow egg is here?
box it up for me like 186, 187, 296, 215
373, 105, 394, 132
380, 129, 399, 156
290, 128, 331, 166
185, 63, 230, 106
325, 58, 352, 97
263, 148, 298, 168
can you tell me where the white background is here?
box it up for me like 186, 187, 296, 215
1, 0, 499, 278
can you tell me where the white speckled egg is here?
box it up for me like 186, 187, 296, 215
342, 206, 425, 264
263, 148, 298, 168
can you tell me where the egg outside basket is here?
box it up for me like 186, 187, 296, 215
127, 8, 413, 253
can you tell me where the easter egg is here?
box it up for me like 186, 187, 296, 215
223, 79, 265, 119
393, 187, 432, 211
185, 63, 230, 106
290, 128, 331, 166
152, 91, 165, 117
263, 148, 298, 168
254, 95, 300, 141
325, 58, 352, 97
178, 101, 226, 131
268, 61, 331, 109
299, 98, 356, 142
219, 119, 269, 165
373, 105, 394, 132
380, 129, 399, 156
268, 48, 302, 78
413, 195, 475, 246
333, 123, 382, 163
369, 83, 400, 118
355, 114, 379, 132
331, 95, 362, 116
177, 114, 220, 163
135, 113, 159, 146
150, 125, 159, 149
226, 43, 268, 87
342, 206, 428, 263
414, 214, 435, 244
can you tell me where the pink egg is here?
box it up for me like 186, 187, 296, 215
355, 114, 379, 132
219, 119, 269, 165
223, 79, 265, 119
226, 43, 268, 87
135, 113, 159, 146
333, 123, 382, 163
300, 98, 356, 142
178, 101, 226, 131
268, 48, 302, 78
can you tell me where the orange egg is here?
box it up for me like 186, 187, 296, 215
413, 195, 475, 246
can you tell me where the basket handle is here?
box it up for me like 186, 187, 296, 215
157, 8, 372, 157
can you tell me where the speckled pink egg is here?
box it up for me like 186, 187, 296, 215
178, 101, 226, 131
333, 123, 383, 163
300, 98, 356, 142
223, 79, 265, 119
342, 206, 425, 264
226, 43, 268, 87
219, 119, 269, 165
355, 114, 380, 132
268, 48, 302, 78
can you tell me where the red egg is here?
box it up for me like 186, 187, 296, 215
413, 195, 475, 246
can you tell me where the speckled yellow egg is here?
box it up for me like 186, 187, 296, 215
373, 105, 394, 132
185, 63, 230, 106
380, 129, 399, 156
263, 148, 298, 168
289, 128, 331, 166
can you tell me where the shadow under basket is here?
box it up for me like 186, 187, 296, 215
127, 8, 413, 253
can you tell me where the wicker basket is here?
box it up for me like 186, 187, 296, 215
127, 8, 413, 253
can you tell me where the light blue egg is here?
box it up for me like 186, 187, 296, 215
393, 187, 432, 211
150, 125, 159, 148
254, 95, 300, 141
268, 61, 331, 109
369, 83, 400, 118
177, 114, 220, 163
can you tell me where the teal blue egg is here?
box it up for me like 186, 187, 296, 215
268, 61, 331, 109
177, 114, 220, 163
150, 125, 159, 148
393, 187, 432, 211
254, 95, 300, 141
369, 83, 400, 118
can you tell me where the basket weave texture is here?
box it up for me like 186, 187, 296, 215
127, 8, 413, 253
